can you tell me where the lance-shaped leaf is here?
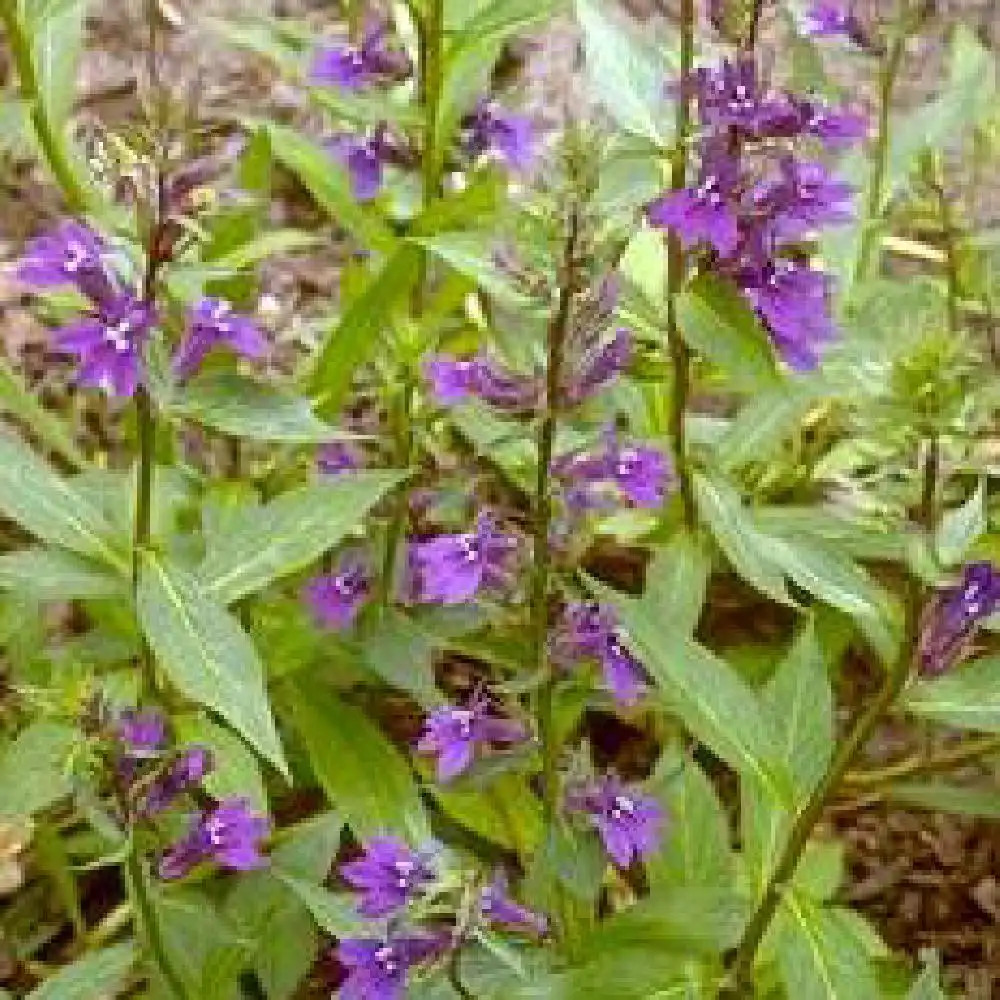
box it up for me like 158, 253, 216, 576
903, 655, 1000, 734
137, 552, 288, 777
198, 472, 404, 605
0, 547, 124, 601
0, 432, 127, 573
25, 943, 136, 1000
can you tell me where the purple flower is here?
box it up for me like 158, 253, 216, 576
115, 708, 167, 759
803, 2, 866, 44
328, 128, 396, 201
173, 298, 267, 380
54, 292, 155, 397
159, 798, 270, 880
690, 57, 798, 139
141, 746, 214, 816
417, 691, 525, 782
563, 327, 633, 405
340, 837, 435, 917
554, 431, 671, 511
461, 99, 535, 170
317, 441, 363, 476
337, 934, 444, 1000
407, 513, 519, 605
479, 872, 547, 935
918, 562, 1000, 677
800, 101, 869, 149
566, 774, 665, 868
551, 602, 647, 705
16, 220, 116, 304
739, 257, 834, 370
304, 559, 371, 630
751, 157, 854, 241
424, 354, 540, 412
310, 25, 409, 90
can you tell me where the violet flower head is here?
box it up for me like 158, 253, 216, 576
173, 298, 267, 380
751, 157, 854, 241
479, 872, 547, 935
551, 601, 647, 706
115, 708, 167, 759
340, 837, 435, 917
141, 746, 214, 817
424, 353, 540, 412
304, 559, 371, 631
55, 292, 155, 398
407, 513, 520, 605
159, 798, 270, 880
317, 441, 363, 476
417, 691, 525, 782
918, 562, 1000, 677
310, 25, 409, 90
16, 220, 115, 304
566, 774, 665, 868
801, 102, 869, 149
690, 57, 797, 139
328, 128, 396, 201
461, 99, 535, 170
803, 2, 867, 45
563, 327, 633, 405
337, 934, 444, 1000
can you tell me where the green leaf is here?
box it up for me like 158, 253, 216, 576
28, 0, 86, 125
313, 87, 423, 132
936, 478, 986, 567
694, 474, 793, 606
175, 713, 268, 812
575, 0, 674, 145
0, 721, 77, 818
676, 275, 781, 391
358, 608, 445, 708
137, 551, 288, 777
772, 895, 879, 1000
289, 680, 428, 840
883, 780, 1000, 819
198, 473, 403, 605
277, 875, 368, 938
169, 371, 352, 443
25, 943, 136, 1000
265, 123, 394, 251
642, 531, 711, 637
0, 431, 127, 573
591, 578, 791, 802
311, 244, 423, 417
0, 547, 124, 601
903, 655, 1000, 734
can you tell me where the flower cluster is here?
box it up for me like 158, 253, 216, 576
647, 56, 866, 369
918, 562, 1000, 677
16, 222, 267, 396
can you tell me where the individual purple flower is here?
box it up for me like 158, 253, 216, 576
417, 691, 525, 782
739, 257, 834, 370
566, 774, 665, 868
159, 798, 270, 880
424, 353, 540, 412
918, 562, 1000, 677
803, 2, 866, 44
340, 837, 435, 917
16, 220, 115, 303
407, 513, 519, 605
115, 708, 167, 759
751, 157, 854, 240
461, 99, 535, 170
563, 327, 632, 405
479, 872, 547, 935
317, 441, 363, 476
796, 99, 869, 149
140, 746, 214, 816
690, 57, 798, 139
173, 298, 267, 380
551, 602, 647, 705
310, 25, 409, 90
54, 292, 155, 397
304, 558, 371, 630
328, 128, 396, 201
337, 934, 444, 1000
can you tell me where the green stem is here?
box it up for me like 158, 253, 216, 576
0, 4, 91, 213
535, 205, 581, 824
664, 0, 697, 528
844, 733, 1000, 788
125, 847, 188, 1000
932, 165, 961, 337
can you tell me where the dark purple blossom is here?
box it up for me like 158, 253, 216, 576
140, 746, 214, 816
797, 100, 869, 149
690, 57, 800, 139
461, 99, 535, 170
16, 220, 116, 304
159, 798, 270, 880
407, 513, 519, 605
803, 2, 867, 44
918, 562, 1000, 677
304, 559, 371, 630
317, 441, 363, 475
340, 837, 435, 917
551, 602, 647, 705
115, 708, 167, 759
563, 327, 633, 405
417, 691, 525, 782
310, 25, 409, 90
328, 128, 396, 201
566, 774, 665, 868
479, 872, 547, 935
337, 934, 444, 1000
424, 353, 540, 412
173, 298, 267, 380
54, 292, 155, 397
751, 157, 854, 240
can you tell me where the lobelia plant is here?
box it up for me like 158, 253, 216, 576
0, 0, 998, 998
